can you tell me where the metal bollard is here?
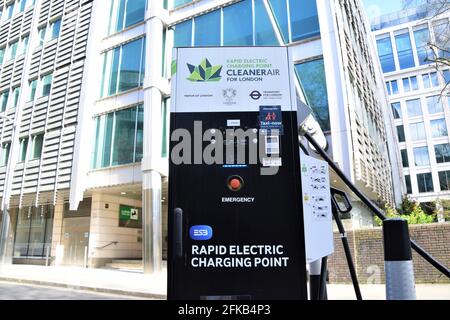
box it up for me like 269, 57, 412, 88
383, 218, 416, 300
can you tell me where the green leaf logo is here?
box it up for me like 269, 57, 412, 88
186, 58, 222, 82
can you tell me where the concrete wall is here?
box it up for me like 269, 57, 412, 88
89, 192, 143, 267
328, 222, 450, 284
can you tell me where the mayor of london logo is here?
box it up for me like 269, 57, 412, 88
187, 58, 222, 82
223, 88, 237, 105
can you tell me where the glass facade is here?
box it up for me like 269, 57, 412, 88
439, 171, 450, 191
0, 91, 8, 112
395, 32, 415, 69
376, 36, 396, 73
0, 143, 10, 167
295, 59, 330, 131
430, 119, 448, 138
92, 105, 144, 169
406, 98, 422, 117
41, 73, 53, 97
173, 0, 320, 47
101, 38, 146, 97
435, 143, 450, 163
108, 0, 146, 35
417, 172, 434, 193
414, 146, 430, 166
13, 206, 53, 258
31, 134, 43, 159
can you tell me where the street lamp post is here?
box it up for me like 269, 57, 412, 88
0, 114, 16, 265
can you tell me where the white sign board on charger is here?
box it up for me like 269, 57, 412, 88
300, 153, 334, 262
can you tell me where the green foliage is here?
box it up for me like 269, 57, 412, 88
374, 196, 436, 226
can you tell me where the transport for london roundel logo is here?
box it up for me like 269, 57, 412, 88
187, 58, 222, 82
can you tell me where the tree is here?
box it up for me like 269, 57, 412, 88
403, 0, 450, 95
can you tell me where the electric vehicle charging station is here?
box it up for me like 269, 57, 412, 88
168, 46, 308, 300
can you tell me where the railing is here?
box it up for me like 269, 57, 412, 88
96, 241, 118, 250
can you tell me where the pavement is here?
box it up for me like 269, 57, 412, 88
0, 264, 449, 300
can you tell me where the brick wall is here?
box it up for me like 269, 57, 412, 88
327, 222, 450, 284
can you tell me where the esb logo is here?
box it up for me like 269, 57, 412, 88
189, 225, 213, 241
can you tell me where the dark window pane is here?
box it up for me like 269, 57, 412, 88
135, 105, 144, 162
401, 149, 409, 167
295, 59, 330, 131
434, 143, 450, 163
290, 0, 320, 42
223, 0, 253, 46
118, 38, 143, 92
417, 173, 433, 193
194, 10, 220, 46
439, 171, 450, 191
397, 125, 405, 142
405, 175, 412, 194
391, 80, 398, 93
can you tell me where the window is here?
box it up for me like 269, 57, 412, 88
386, 80, 398, 95
386, 82, 390, 95
443, 70, 450, 85
433, 19, 450, 58
401, 149, 409, 167
49, 19, 61, 40
28, 79, 37, 101
255, 0, 278, 45
289, 0, 320, 42
13, 206, 53, 258
173, 0, 192, 8
19, 0, 27, 12
7, 40, 18, 61
92, 105, 144, 169
426, 95, 443, 114
397, 125, 405, 142
439, 171, 450, 191
12, 87, 20, 109
19, 138, 28, 162
406, 99, 422, 117
423, 72, 440, 88
108, 0, 146, 35
413, 26, 432, 65
31, 134, 44, 159
0, 48, 4, 65
414, 146, 430, 166
405, 175, 412, 194
3, 3, 14, 21
434, 143, 450, 163
395, 31, 415, 69
0, 143, 10, 167
417, 173, 434, 193
17, 36, 29, 56
173, 20, 192, 47
268, 0, 289, 43
376, 35, 396, 73
409, 122, 426, 141
430, 118, 448, 138
38, 27, 46, 46
403, 76, 418, 92
194, 10, 220, 47
41, 74, 53, 97
0, 91, 9, 112
391, 102, 402, 119
100, 38, 146, 97
295, 59, 330, 131
223, 0, 253, 46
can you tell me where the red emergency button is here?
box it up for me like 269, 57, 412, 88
227, 176, 244, 191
